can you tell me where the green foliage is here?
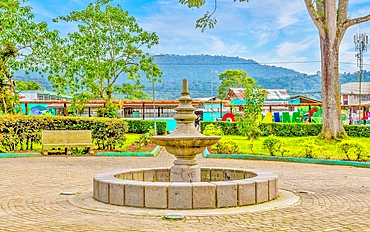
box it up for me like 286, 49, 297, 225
263, 135, 280, 156
0, 115, 128, 152
195, 11, 217, 33
337, 140, 367, 161
298, 139, 322, 158
115, 82, 150, 100
179, 0, 217, 34
96, 102, 119, 118
179, 0, 205, 8
200, 120, 236, 135
15, 80, 44, 91
262, 135, 288, 156
200, 121, 370, 138
178, 0, 249, 32
204, 134, 370, 160
202, 123, 223, 136
211, 138, 239, 154
247, 139, 255, 155
0, 0, 59, 114
343, 124, 370, 137
124, 119, 167, 135
217, 69, 255, 99
45, 0, 161, 109
260, 123, 323, 137
234, 76, 267, 140
67, 92, 94, 116
136, 128, 154, 151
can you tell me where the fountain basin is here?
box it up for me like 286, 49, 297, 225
150, 136, 221, 147
150, 136, 221, 166
93, 167, 278, 209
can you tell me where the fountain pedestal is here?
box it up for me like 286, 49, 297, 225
150, 78, 221, 182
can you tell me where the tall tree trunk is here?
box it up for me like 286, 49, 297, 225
319, 1, 346, 139
303, 0, 370, 139
320, 37, 346, 139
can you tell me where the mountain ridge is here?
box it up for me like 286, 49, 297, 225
14, 54, 370, 100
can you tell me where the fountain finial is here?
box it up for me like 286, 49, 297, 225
182, 79, 189, 94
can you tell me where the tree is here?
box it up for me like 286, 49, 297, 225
0, 0, 58, 114
16, 80, 44, 91
217, 69, 255, 99
46, 0, 161, 117
304, 1, 370, 139
180, 0, 370, 140
235, 81, 267, 140
116, 82, 150, 100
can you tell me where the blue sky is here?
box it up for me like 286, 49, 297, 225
27, 0, 370, 75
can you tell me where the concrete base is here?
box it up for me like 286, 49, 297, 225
170, 165, 201, 182
93, 167, 279, 209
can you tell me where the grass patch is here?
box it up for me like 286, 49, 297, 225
120, 133, 142, 151
218, 135, 370, 161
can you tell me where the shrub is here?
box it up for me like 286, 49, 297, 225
248, 139, 255, 155
0, 115, 128, 151
228, 140, 239, 153
200, 121, 238, 135
96, 102, 119, 118
124, 119, 167, 135
211, 140, 228, 154
202, 123, 223, 136
262, 135, 281, 156
298, 139, 322, 158
211, 138, 239, 154
136, 128, 154, 151
337, 140, 367, 161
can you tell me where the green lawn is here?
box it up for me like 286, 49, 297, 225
10, 133, 370, 162
121, 133, 141, 151
217, 135, 370, 161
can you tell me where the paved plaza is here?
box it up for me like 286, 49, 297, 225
0, 152, 369, 231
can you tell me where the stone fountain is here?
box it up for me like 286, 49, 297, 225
93, 79, 278, 209
150, 79, 221, 183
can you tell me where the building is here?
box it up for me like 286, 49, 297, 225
225, 88, 292, 112
19, 90, 72, 101
19, 90, 72, 116
341, 82, 370, 105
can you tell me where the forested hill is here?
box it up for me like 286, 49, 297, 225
142, 54, 306, 99
13, 54, 370, 100
146, 55, 370, 100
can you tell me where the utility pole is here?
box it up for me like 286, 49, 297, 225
151, 54, 164, 135
354, 32, 368, 125
210, 70, 217, 120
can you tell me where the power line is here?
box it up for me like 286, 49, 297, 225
154, 61, 370, 66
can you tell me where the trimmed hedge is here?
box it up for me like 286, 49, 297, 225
344, 124, 370, 137
260, 123, 322, 137
0, 115, 128, 151
201, 120, 370, 137
124, 119, 167, 135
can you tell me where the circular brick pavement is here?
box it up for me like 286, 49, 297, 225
0, 154, 369, 231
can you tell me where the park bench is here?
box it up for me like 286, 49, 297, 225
41, 130, 94, 155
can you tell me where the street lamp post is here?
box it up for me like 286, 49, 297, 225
210, 70, 217, 120
151, 54, 164, 135
152, 71, 157, 135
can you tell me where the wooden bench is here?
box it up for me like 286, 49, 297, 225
42, 130, 94, 155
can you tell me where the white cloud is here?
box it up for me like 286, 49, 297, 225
277, 39, 315, 57
28, 0, 370, 74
